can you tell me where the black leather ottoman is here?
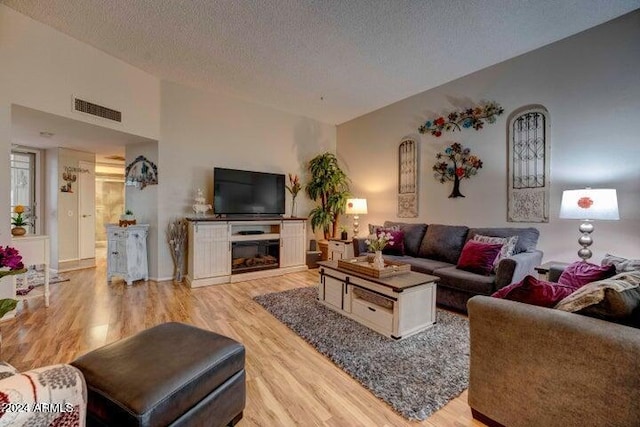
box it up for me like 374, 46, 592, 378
71, 322, 245, 427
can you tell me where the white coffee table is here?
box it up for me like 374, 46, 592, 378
317, 260, 438, 340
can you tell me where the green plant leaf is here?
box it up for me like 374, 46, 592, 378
0, 299, 17, 319
305, 152, 351, 239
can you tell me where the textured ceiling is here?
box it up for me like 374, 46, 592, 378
3, 0, 639, 124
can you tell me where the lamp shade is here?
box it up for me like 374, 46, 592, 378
559, 189, 619, 220
345, 198, 368, 215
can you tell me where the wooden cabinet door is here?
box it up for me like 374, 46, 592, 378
191, 223, 230, 279
280, 221, 305, 267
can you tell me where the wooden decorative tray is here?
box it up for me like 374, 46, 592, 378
338, 256, 411, 278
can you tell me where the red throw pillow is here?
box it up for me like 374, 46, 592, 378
457, 240, 503, 276
492, 275, 576, 307
382, 229, 405, 256
558, 261, 616, 290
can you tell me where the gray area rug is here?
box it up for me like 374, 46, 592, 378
254, 287, 469, 421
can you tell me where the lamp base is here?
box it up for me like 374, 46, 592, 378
352, 215, 360, 237
577, 220, 594, 261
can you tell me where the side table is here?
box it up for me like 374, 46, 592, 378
11, 235, 50, 308
328, 239, 354, 260
534, 261, 570, 281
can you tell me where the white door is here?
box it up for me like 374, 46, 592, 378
79, 160, 96, 259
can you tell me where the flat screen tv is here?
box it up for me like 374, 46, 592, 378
213, 167, 285, 216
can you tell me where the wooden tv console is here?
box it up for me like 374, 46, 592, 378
186, 217, 307, 287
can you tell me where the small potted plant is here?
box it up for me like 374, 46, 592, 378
11, 205, 28, 236
339, 225, 349, 241
120, 209, 136, 226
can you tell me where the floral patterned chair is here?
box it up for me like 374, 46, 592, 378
0, 361, 87, 426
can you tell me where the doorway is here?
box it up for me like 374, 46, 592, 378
95, 163, 125, 249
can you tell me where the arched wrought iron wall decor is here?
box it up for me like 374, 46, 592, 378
398, 137, 419, 217
507, 105, 550, 222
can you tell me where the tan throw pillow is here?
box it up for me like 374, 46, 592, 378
555, 271, 640, 319
472, 234, 518, 269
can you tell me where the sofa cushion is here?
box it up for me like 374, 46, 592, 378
434, 266, 496, 295
558, 261, 616, 289
382, 229, 405, 256
383, 221, 428, 257
418, 224, 469, 264
601, 253, 640, 273
457, 240, 503, 276
368, 223, 399, 234
492, 275, 576, 308
555, 271, 640, 319
384, 255, 453, 275
473, 234, 518, 269
467, 227, 539, 254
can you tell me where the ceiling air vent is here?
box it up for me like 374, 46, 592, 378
73, 97, 122, 122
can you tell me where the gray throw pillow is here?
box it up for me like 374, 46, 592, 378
467, 227, 539, 254
601, 253, 640, 273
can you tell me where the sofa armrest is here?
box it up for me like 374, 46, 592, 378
0, 364, 87, 426
494, 249, 543, 290
353, 238, 369, 257
467, 296, 640, 427
548, 265, 566, 283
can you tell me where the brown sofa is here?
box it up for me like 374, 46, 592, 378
354, 221, 543, 312
467, 295, 640, 427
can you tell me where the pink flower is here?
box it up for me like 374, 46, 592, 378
0, 246, 24, 271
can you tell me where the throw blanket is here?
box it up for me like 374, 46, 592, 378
555, 271, 640, 316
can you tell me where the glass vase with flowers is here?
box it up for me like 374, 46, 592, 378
285, 173, 302, 218
365, 231, 395, 269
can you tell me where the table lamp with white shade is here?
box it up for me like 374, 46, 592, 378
559, 188, 619, 261
345, 198, 368, 237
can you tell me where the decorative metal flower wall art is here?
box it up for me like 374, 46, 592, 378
433, 143, 483, 198
419, 102, 504, 137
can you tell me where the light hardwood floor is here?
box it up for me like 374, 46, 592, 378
2, 259, 486, 427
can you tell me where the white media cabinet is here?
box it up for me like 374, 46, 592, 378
186, 218, 307, 287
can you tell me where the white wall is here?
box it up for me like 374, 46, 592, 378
124, 141, 159, 279
0, 4, 160, 246
46, 148, 95, 263
1, 5, 336, 285
156, 81, 336, 280
337, 11, 640, 264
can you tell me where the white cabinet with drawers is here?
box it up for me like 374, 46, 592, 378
328, 239, 354, 260
106, 224, 149, 285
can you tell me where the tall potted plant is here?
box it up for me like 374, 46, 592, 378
306, 152, 350, 240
